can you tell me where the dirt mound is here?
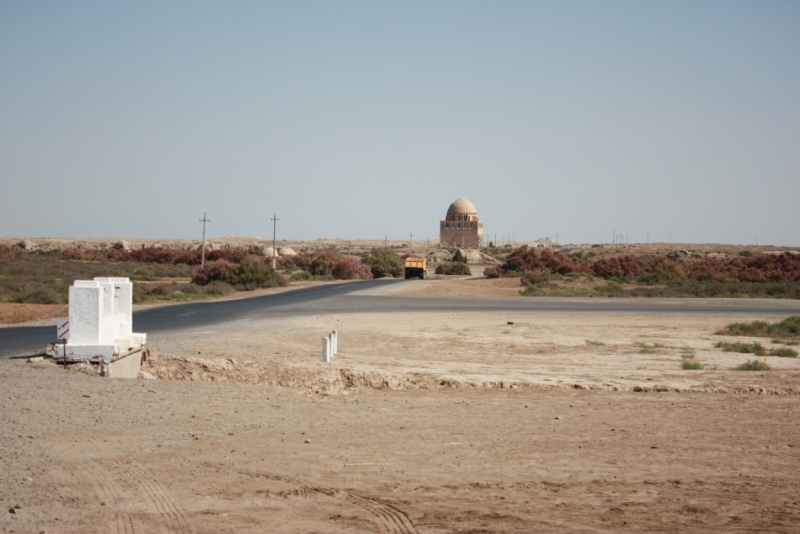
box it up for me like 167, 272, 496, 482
141, 353, 437, 394
140, 353, 800, 396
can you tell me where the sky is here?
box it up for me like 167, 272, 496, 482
1, 1, 798, 246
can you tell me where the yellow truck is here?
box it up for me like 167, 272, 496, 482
404, 257, 427, 279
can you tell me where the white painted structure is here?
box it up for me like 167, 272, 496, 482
322, 337, 332, 363
48, 277, 146, 376
322, 330, 339, 362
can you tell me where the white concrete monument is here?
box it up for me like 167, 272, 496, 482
48, 277, 146, 378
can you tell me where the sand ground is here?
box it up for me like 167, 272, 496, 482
2, 291, 800, 532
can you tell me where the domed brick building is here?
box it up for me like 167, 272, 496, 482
439, 198, 484, 248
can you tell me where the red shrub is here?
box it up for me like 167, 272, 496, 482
308, 246, 342, 276
591, 256, 646, 280
332, 258, 356, 280
504, 246, 591, 275
204, 249, 228, 262
687, 253, 800, 283
484, 266, 504, 278
62, 248, 105, 261
330, 256, 372, 280
283, 246, 343, 276
191, 260, 232, 285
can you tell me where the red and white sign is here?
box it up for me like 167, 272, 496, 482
57, 320, 70, 340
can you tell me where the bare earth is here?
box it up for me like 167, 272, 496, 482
2, 286, 800, 532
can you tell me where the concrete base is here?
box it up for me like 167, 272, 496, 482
106, 349, 143, 379
47, 344, 118, 362
46, 344, 145, 379
47, 340, 146, 364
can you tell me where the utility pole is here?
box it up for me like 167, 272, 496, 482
199, 213, 210, 268
410, 232, 413, 249
271, 214, 279, 268
385, 235, 388, 247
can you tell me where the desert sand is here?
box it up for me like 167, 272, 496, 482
2, 283, 800, 532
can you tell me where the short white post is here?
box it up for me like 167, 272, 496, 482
332, 330, 338, 355
322, 337, 331, 363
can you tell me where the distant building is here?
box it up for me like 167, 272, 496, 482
440, 198, 483, 248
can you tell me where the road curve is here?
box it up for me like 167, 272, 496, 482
2, 278, 800, 358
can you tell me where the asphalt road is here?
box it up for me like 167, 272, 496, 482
3, 279, 800, 358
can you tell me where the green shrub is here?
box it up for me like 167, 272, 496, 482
290, 271, 312, 281
774, 348, 798, 357
202, 281, 233, 295
20, 287, 62, 304
682, 360, 704, 370
436, 262, 471, 276
585, 339, 605, 346
521, 270, 550, 286
625, 281, 800, 299
450, 262, 471, 275
362, 248, 403, 278
714, 341, 767, 356
131, 280, 234, 303
178, 283, 203, 294
596, 281, 625, 296
521, 284, 597, 297
718, 316, 800, 338
0, 251, 205, 305
734, 360, 771, 371
149, 284, 170, 296
637, 342, 657, 354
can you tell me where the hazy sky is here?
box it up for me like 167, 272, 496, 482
2, 1, 798, 245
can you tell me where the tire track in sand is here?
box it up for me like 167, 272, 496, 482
244, 469, 418, 534
117, 460, 195, 534
171, 451, 417, 533
72, 458, 143, 534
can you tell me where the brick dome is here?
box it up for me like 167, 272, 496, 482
446, 198, 477, 216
